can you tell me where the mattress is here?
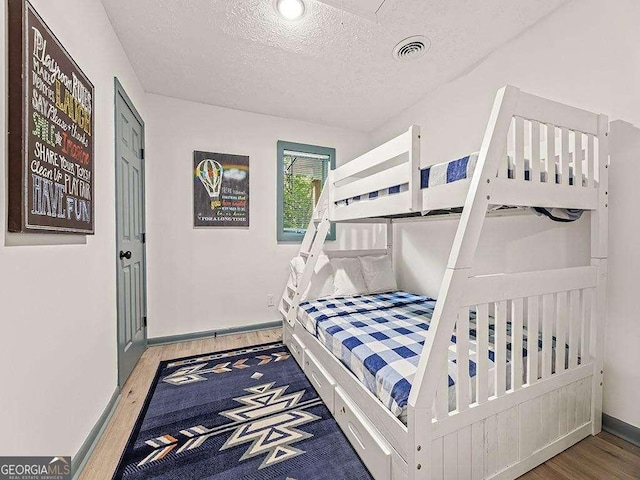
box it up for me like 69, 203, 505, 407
298, 291, 562, 424
334, 153, 584, 222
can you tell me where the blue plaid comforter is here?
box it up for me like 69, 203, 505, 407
298, 292, 435, 421
298, 291, 557, 424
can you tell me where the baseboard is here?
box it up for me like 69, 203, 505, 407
602, 413, 640, 447
147, 320, 283, 346
72, 387, 121, 479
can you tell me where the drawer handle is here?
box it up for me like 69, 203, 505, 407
348, 422, 366, 451
311, 371, 323, 387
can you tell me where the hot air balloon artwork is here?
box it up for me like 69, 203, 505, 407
196, 159, 224, 210
193, 151, 250, 228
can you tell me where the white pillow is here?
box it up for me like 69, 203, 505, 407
289, 257, 301, 287
359, 255, 397, 294
331, 257, 368, 297
290, 254, 334, 301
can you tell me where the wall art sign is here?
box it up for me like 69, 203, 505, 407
7, 0, 95, 234
193, 151, 250, 228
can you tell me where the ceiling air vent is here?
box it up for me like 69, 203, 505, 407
393, 36, 431, 61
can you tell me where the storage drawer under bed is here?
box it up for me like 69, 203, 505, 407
303, 350, 337, 413
288, 333, 305, 367
334, 387, 392, 480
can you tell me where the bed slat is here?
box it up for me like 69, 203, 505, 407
514, 116, 525, 181
527, 296, 539, 385
574, 131, 583, 187
560, 127, 571, 186
456, 307, 470, 412
555, 291, 568, 375
500, 119, 512, 179
568, 290, 581, 369
511, 298, 524, 391
495, 301, 507, 397
542, 293, 555, 378
476, 304, 489, 404
530, 120, 541, 183
546, 124, 556, 184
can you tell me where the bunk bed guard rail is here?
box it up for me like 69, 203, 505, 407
328, 125, 421, 222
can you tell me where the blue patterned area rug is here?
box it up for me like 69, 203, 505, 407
113, 342, 372, 480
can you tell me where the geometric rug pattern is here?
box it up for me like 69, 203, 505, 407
112, 342, 373, 479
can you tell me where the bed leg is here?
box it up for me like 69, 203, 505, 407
408, 407, 432, 480
590, 258, 607, 435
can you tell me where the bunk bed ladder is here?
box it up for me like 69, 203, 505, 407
279, 186, 332, 325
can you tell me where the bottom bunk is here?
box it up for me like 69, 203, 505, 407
283, 287, 597, 480
296, 290, 576, 426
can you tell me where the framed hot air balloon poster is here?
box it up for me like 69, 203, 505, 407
193, 151, 250, 228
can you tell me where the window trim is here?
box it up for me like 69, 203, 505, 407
277, 140, 336, 243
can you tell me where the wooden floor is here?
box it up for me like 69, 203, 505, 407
79, 329, 640, 480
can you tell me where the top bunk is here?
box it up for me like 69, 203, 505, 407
327, 86, 608, 223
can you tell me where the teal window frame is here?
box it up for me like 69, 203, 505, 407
277, 141, 336, 243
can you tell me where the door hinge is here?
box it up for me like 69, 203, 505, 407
143, 316, 148, 328
142, 233, 146, 243
140, 148, 145, 159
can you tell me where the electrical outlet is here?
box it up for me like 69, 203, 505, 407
267, 294, 275, 307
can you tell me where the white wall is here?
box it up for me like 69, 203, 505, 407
607, 121, 640, 431
0, 0, 146, 457
145, 94, 374, 339
394, 214, 590, 299
372, 0, 640, 428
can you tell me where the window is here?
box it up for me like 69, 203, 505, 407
277, 141, 336, 242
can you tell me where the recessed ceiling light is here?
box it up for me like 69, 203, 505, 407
275, 0, 306, 20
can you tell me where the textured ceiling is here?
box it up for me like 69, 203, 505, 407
101, 0, 568, 132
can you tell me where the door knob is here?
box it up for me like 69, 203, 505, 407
119, 250, 132, 260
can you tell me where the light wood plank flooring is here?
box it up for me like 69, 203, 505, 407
79, 329, 640, 480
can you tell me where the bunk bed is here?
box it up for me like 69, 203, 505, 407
279, 85, 608, 480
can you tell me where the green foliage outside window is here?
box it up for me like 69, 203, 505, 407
277, 141, 335, 242
283, 174, 314, 232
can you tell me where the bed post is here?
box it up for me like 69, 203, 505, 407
327, 169, 336, 220
406, 86, 520, 480
387, 219, 394, 269
590, 113, 609, 435
409, 125, 422, 212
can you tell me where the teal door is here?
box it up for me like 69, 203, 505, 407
115, 79, 147, 387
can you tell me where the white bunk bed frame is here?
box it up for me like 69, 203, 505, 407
279, 85, 609, 480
